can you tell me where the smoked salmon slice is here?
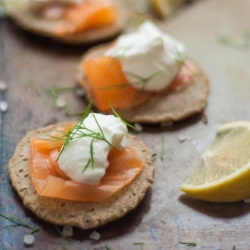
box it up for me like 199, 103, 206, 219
55, 0, 118, 36
158, 60, 196, 95
83, 57, 152, 111
29, 133, 144, 202
83, 56, 196, 111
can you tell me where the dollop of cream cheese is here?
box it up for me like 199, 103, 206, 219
58, 113, 127, 185
105, 21, 186, 91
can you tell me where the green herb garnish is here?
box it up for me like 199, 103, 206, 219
25, 81, 79, 115
55, 225, 72, 250
107, 45, 133, 69
217, 33, 250, 51
160, 136, 165, 161
26, 79, 41, 96
55, 225, 72, 241
109, 100, 136, 130
0, 2, 7, 18
45, 85, 74, 109
123, 70, 162, 86
64, 100, 83, 116
152, 153, 157, 162
128, 70, 162, 106
105, 245, 113, 250
0, 213, 39, 234
133, 242, 144, 250
101, 70, 162, 109
174, 47, 186, 66
179, 241, 196, 246
102, 70, 162, 91
45, 102, 133, 172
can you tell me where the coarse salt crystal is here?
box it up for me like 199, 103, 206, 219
23, 234, 35, 247
0, 100, 8, 113
89, 231, 100, 240
178, 135, 187, 142
75, 88, 86, 98
134, 123, 143, 132
0, 80, 8, 92
56, 96, 66, 109
62, 225, 73, 237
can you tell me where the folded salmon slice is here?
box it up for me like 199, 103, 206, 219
83, 57, 195, 111
29, 133, 144, 202
55, 0, 118, 36
83, 57, 153, 111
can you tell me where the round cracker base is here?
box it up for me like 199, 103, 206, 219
76, 44, 209, 123
8, 123, 155, 229
4, 0, 126, 44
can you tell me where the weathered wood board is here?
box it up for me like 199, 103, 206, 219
1, 0, 250, 249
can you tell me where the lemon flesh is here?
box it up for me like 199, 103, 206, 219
150, 0, 187, 18
180, 121, 250, 202
151, 0, 169, 18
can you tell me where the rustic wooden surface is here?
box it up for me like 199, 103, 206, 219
1, 0, 250, 249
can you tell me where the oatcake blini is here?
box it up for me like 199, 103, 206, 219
76, 45, 209, 124
4, 0, 126, 44
8, 123, 154, 229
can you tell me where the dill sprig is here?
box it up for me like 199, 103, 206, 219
109, 100, 135, 130
101, 70, 162, 109
0, 213, 39, 234
55, 225, 72, 250
45, 102, 133, 172
0, 2, 7, 18
105, 245, 113, 250
103, 69, 162, 92
179, 241, 196, 246
152, 153, 157, 162
174, 47, 186, 66
133, 242, 144, 250
107, 45, 133, 69
65, 100, 83, 116
26, 79, 41, 96
55, 225, 72, 241
81, 110, 117, 171
217, 33, 250, 51
160, 136, 165, 161
174, 47, 193, 74
25, 81, 81, 115
129, 71, 161, 107
123, 70, 162, 89
45, 85, 74, 109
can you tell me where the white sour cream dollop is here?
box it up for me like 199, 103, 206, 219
105, 21, 186, 91
58, 113, 127, 185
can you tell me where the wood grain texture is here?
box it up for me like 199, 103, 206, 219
1, 0, 250, 249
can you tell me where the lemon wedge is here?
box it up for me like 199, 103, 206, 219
151, 0, 169, 18
150, 0, 187, 18
180, 121, 250, 202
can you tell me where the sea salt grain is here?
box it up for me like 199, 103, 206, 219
23, 234, 35, 247
244, 197, 250, 203
0, 80, 8, 92
89, 231, 100, 240
134, 123, 143, 132
75, 88, 86, 98
0, 100, 8, 113
62, 225, 73, 237
56, 96, 66, 109
178, 135, 187, 142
